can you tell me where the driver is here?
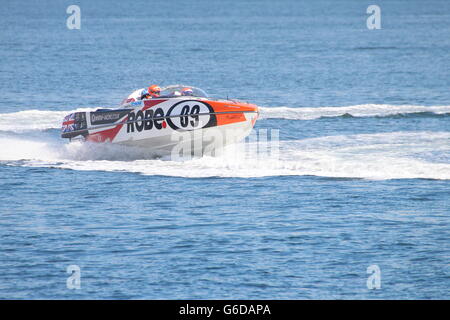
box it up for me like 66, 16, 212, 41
147, 85, 161, 98
125, 85, 161, 103
181, 87, 194, 96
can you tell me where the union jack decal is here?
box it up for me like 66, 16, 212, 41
62, 113, 76, 133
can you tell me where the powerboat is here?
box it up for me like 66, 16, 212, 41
61, 85, 259, 156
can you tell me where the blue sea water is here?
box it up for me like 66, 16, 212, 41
0, 0, 449, 299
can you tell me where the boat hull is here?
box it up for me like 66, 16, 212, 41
62, 97, 259, 156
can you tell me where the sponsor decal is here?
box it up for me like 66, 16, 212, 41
90, 110, 130, 125
126, 101, 216, 133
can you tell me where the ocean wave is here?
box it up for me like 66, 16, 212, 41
0, 104, 449, 133
259, 104, 450, 120
0, 108, 95, 132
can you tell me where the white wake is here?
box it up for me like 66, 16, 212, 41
1, 131, 449, 180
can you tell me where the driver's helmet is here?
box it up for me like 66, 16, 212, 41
181, 87, 194, 96
148, 85, 161, 98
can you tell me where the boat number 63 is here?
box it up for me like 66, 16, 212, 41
166, 101, 215, 130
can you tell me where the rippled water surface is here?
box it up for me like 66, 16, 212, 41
0, 0, 449, 299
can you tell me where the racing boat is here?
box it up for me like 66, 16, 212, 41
61, 85, 259, 157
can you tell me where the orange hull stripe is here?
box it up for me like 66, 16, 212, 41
216, 113, 247, 126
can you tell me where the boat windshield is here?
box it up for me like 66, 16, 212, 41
160, 85, 209, 98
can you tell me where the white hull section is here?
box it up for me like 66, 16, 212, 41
114, 115, 256, 156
